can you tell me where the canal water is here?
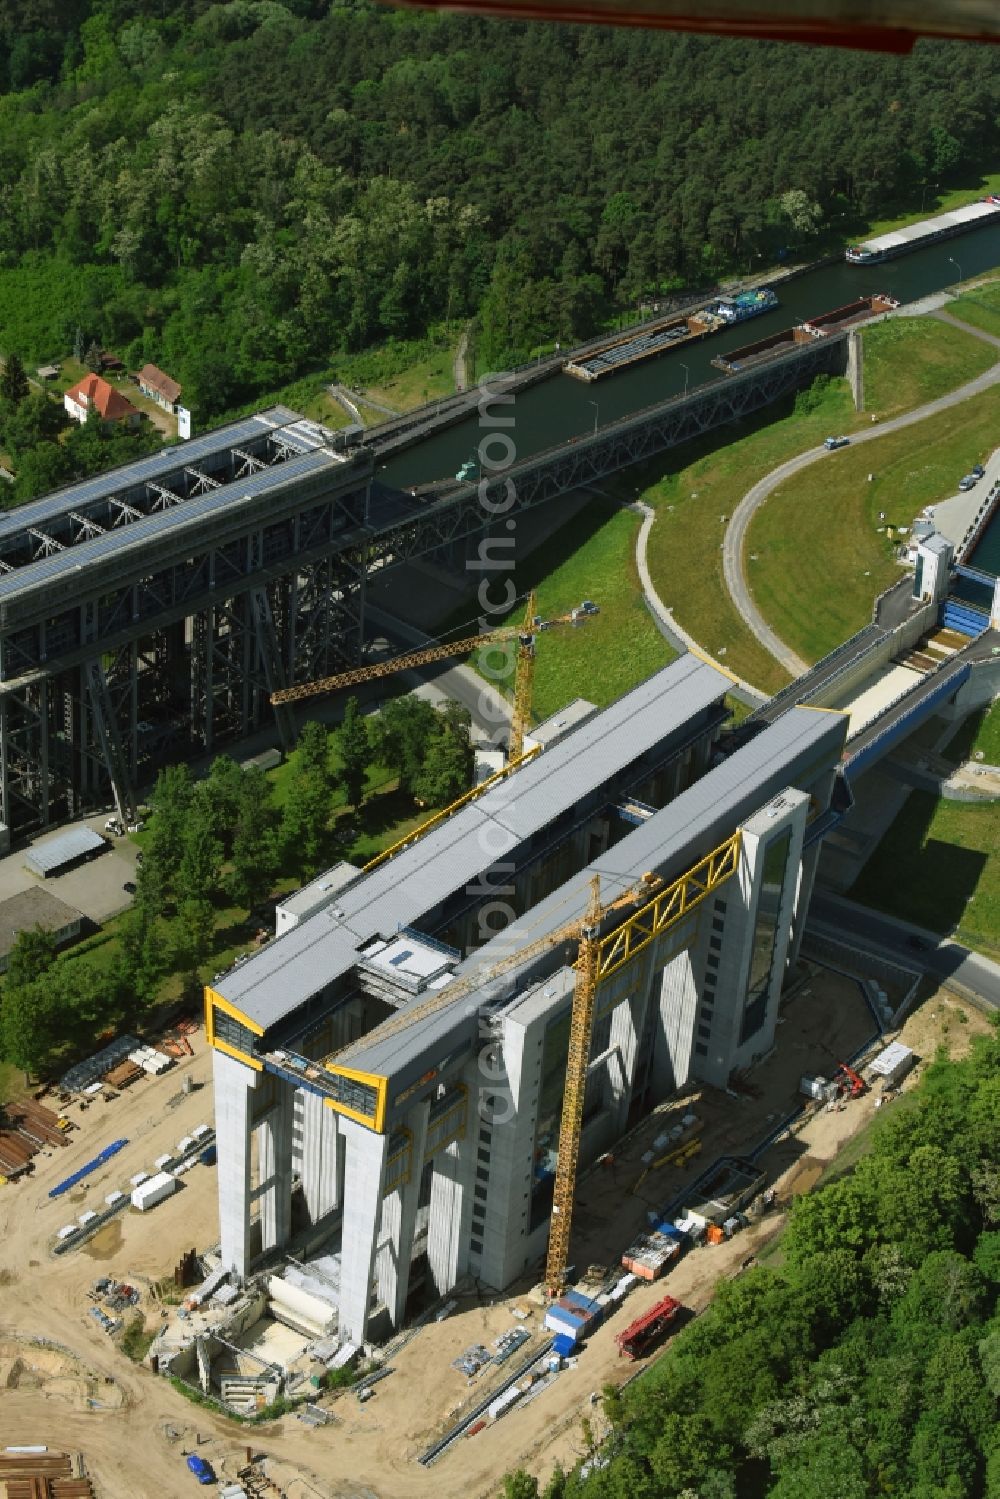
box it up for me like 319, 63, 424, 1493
385, 218, 1000, 576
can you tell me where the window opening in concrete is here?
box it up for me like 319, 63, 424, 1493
740, 828, 792, 1044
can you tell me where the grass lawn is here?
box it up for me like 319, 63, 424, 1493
746, 382, 1000, 666
467, 499, 675, 722
219, 325, 461, 429
949, 277, 1000, 341
944, 699, 1000, 765
363, 344, 456, 412
860, 172, 1000, 240
291, 388, 352, 428
0, 1059, 24, 1107
861, 315, 996, 417
850, 791, 1000, 960
641, 377, 860, 695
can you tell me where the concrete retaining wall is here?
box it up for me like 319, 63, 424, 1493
810, 602, 936, 711
944, 658, 1000, 718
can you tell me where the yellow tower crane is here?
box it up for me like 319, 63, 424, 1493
268, 592, 596, 759
329, 864, 666, 1296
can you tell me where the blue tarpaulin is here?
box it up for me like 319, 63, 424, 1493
49, 1138, 128, 1199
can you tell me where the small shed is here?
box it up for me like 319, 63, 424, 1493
868, 1041, 915, 1088
0, 887, 82, 972
240, 747, 282, 773
25, 825, 106, 878
36, 364, 61, 381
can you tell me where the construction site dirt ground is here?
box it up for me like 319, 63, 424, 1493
0, 975, 993, 1499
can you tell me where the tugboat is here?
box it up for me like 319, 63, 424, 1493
455, 456, 478, 482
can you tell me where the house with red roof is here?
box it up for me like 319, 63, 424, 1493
64, 374, 141, 428
137, 363, 182, 413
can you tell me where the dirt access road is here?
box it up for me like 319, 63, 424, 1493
0, 984, 989, 1498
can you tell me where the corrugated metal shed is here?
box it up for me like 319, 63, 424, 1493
24, 825, 105, 877
214, 656, 730, 1031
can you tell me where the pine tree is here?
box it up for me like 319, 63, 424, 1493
337, 696, 370, 809
0, 352, 29, 406
281, 722, 334, 874
229, 767, 278, 912
178, 794, 224, 904
84, 339, 103, 373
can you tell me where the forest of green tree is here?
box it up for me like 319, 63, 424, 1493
0, 694, 473, 1078
505, 1022, 1000, 1499
0, 1, 999, 418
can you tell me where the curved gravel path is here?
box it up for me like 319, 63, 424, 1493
633, 501, 768, 707
722, 313, 1000, 677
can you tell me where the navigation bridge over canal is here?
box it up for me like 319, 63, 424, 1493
0, 338, 847, 840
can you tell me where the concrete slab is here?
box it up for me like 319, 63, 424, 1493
927, 441, 1000, 552
838, 662, 926, 737
0, 814, 139, 923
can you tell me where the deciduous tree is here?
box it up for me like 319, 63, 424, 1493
337, 696, 370, 809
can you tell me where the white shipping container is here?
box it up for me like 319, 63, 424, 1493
488, 1384, 523, 1420
543, 1309, 581, 1340
191, 1124, 210, 1139
78, 1210, 98, 1225
104, 1190, 125, 1206
154, 1154, 173, 1169
131, 1171, 177, 1211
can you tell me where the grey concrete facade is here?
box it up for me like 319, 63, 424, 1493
209, 663, 847, 1343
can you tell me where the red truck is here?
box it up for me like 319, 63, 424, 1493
616, 1295, 682, 1360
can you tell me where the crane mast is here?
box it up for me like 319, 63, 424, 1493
544, 874, 604, 1296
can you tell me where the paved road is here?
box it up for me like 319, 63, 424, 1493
722, 312, 1000, 678
807, 889, 1000, 1011
365, 603, 513, 747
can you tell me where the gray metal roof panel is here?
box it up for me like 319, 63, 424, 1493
350, 706, 847, 1081
0, 408, 308, 545
0, 449, 340, 602
214, 657, 731, 1029
24, 824, 105, 875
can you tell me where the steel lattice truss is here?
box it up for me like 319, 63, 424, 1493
0, 463, 371, 837
0, 340, 842, 839
374, 337, 846, 566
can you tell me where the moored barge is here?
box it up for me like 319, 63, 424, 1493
846, 199, 1000, 265
564, 287, 778, 382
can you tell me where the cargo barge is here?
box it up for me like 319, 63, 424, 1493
846, 199, 1000, 265
712, 293, 898, 374
563, 287, 778, 382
